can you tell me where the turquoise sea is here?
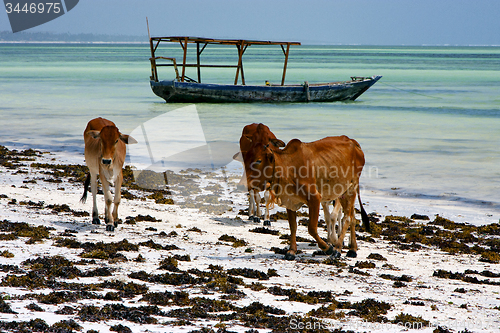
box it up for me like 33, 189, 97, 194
0, 43, 499, 218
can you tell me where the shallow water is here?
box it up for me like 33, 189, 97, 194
0, 43, 499, 216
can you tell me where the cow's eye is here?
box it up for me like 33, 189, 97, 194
254, 160, 262, 165
115, 139, 119, 144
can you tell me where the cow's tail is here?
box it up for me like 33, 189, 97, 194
357, 186, 370, 233
80, 172, 91, 204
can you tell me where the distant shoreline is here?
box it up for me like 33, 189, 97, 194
1, 41, 500, 47
0, 41, 149, 44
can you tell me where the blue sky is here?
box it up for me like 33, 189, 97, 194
2, 0, 500, 45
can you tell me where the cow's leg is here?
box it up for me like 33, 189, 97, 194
90, 173, 100, 224
263, 189, 271, 226
308, 193, 333, 255
248, 190, 256, 221
323, 201, 337, 244
285, 209, 297, 260
333, 200, 345, 246
334, 193, 356, 258
347, 215, 358, 258
111, 170, 123, 228
253, 190, 261, 223
101, 177, 114, 232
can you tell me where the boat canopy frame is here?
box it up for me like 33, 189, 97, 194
149, 36, 301, 86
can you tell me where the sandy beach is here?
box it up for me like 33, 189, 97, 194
0, 145, 499, 333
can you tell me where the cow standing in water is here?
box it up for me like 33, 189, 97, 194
242, 134, 370, 260
234, 123, 284, 225
81, 117, 137, 231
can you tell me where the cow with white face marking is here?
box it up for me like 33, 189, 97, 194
81, 117, 137, 231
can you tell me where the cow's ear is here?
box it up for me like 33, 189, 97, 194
270, 138, 285, 148
87, 130, 101, 139
120, 134, 138, 144
233, 151, 243, 162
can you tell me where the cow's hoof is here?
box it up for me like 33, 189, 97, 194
105, 224, 115, 232
324, 244, 335, 256
113, 220, 118, 227
346, 250, 357, 258
329, 250, 341, 259
248, 215, 254, 221
263, 220, 271, 226
253, 216, 261, 223
284, 252, 296, 261
92, 217, 100, 225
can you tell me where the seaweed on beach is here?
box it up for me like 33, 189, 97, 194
140, 290, 190, 306
159, 256, 180, 272
30, 162, 88, 183
433, 269, 500, 286
0, 146, 42, 171
226, 268, 271, 280
369, 214, 500, 258
0, 318, 85, 333
129, 270, 205, 286
166, 297, 235, 320
100, 280, 149, 298
78, 303, 162, 324
267, 286, 335, 304
337, 298, 392, 322
0, 220, 53, 242
218, 234, 248, 247
138, 239, 180, 251
34, 290, 101, 305
0, 298, 17, 314
392, 313, 430, 328
249, 227, 280, 235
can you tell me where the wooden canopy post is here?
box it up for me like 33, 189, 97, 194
149, 38, 157, 81
181, 37, 188, 82
234, 41, 245, 85
281, 43, 290, 86
196, 42, 201, 83
147, 18, 158, 82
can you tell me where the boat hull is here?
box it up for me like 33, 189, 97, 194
150, 76, 382, 103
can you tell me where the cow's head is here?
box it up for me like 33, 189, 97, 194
242, 142, 277, 192
88, 126, 137, 167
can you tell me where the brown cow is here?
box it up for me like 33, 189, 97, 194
234, 123, 284, 225
80, 117, 137, 231
243, 135, 370, 260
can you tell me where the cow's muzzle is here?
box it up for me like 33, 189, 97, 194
102, 158, 112, 165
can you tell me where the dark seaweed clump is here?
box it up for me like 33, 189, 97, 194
78, 303, 162, 324
267, 286, 335, 304
369, 215, 500, 261
55, 238, 178, 259
218, 234, 248, 247
0, 219, 53, 243
0, 146, 42, 170
227, 267, 278, 280
30, 162, 88, 183
433, 269, 500, 286
309, 298, 392, 323
0, 318, 83, 333
0, 298, 17, 314
249, 227, 280, 236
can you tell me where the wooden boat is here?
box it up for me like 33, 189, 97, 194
148, 36, 381, 103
